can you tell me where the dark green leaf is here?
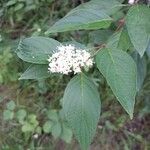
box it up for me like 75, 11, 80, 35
46, 0, 122, 34
96, 48, 136, 119
62, 74, 100, 150
19, 64, 50, 80
89, 30, 112, 45
146, 41, 150, 57
131, 52, 147, 91
107, 28, 132, 51
126, 5, 150, 56
17, 36, 61, 64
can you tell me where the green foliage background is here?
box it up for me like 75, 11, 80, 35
0, 0, 150, 150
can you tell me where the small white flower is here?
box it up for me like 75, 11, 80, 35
37, 28, 41, 32
48, 44, 93, 75
33, 134, 38, 139
128, 0, 135, 4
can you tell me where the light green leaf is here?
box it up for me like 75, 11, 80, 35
60, 124, 73, 143
19, 64, 50, 80
47, 110, 59, 122
14, 3, 24, 11
6, 100, 16, 111
62, 74, 101, 150
96, 48, 136, 119
126, 5, 150, 56
6, 0, 17, 6
43, 121, 53, 133
3, 110, 14, 120
46, 0, 122, 34
17, 36, 61, 64
107, 28, 132, 51
22, 122, 34, 132
36, 126, 42, 134
16, 109, 27, 123
28, 114, 39, 127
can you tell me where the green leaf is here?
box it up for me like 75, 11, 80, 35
46, 0, 122, 34
51, 122, 62, 139
60, 124, 73, 143
131, 52, 147, 91
19, 64, 50, 80
6, 100, 16, 111
3, 110, 14, 120
17, 36, 61, 64
126, 5, 150, 56
62, 74, 101, 150
6, 0, 17, 6
107, 28, 132, 51
146, 41, 150, 57
89, 29, 112, 45
36, 126, 42, 134
16, 109, 27, 123
47, 110, 59, 122
14, 3, 24, 11
22, 122, 34, 132
96, 48, 136, 119
43, 121, 53, 133
28, 114, 39, 127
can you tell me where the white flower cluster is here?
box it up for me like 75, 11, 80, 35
48, 44, 93, 75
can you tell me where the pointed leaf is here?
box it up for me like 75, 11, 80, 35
62, 74, 100, 150
126, 5, 150, 56
46, 0, 122, 34
19, 64, 50, 80
96, 48, 136, 118
17, 36, 61, 64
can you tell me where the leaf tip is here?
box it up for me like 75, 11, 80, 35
129, 113, 133, 120
45, 30, 52, 35
19, 75, 25, 80
18, 77, 22, 80
44, 31, 49, 35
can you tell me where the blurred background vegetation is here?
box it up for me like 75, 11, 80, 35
0, 0, 150, 149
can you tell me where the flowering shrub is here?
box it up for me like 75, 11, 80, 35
16, 0, 150, 149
